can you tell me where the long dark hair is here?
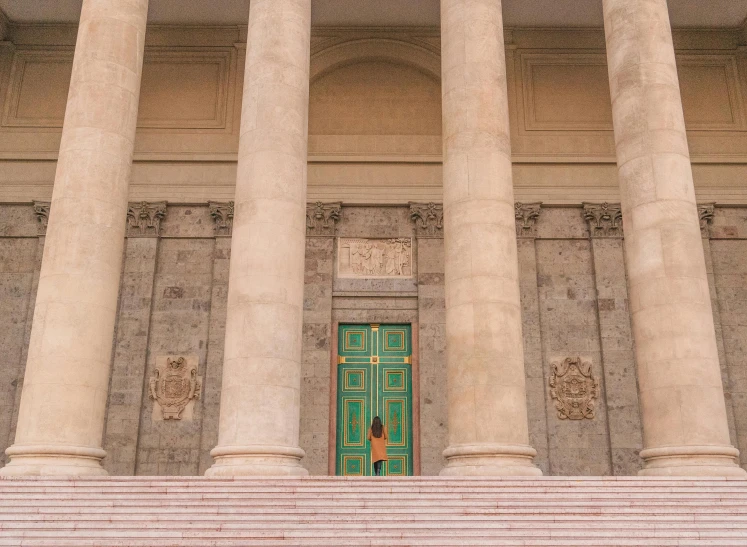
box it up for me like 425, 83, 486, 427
371, 416, 383, 438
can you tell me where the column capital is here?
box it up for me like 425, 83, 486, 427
409, 202, 443, 238
515, 202, 542, 239
698, 202, 716, 239
306, 201, 341, 237
209, 201, 234, 237
32, 201, 50, 237
583, 202, 623, 239
126, 201, 167, 238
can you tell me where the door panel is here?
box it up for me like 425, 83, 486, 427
336, 324, 413, 476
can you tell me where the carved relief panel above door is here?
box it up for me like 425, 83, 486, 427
337, 238, 413, 278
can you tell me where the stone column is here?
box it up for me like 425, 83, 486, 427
439, 0, 541, 476
206, 0, 311, 476
1, 0, 149, 476
603, 0, 745, 476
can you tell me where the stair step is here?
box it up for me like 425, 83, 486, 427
1, 477, 746, 546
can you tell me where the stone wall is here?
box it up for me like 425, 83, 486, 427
1, 202, 746, 475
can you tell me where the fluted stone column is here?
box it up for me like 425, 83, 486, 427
206, 0, 310, 476
603, 0, 745, 476
439, 0, 541, 476
1, 0, 148, 476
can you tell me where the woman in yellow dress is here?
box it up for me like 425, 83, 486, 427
367, 416, 388, 476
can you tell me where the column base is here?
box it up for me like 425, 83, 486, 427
1, 444, 108, 476
206, 445, 309, 476
639, 445, 747, 477
440, 443, 543, 476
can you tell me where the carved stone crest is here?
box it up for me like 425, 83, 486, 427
127, 201, 167, 237
515, 202, 542, 238
306, 201, 342, 237
409, 202, 443, 238
549, 357, 598, 420
583, 202, 623, 238
338, 238, 412, 277
149, 355, 202, 421
209, 201, 234, 237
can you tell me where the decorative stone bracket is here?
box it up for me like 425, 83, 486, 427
127, 201, 167, 237
149, 355, 202, 421
32, 201, 50, 236
515, 202, 542, 238
583, 202, 623, 238
306, 201, 342, 237
698, 202, 715, 239
409, 202, 443, 238
549, 357, 599, 420
209, 201, 234, 237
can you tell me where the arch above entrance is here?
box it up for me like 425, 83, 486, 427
310, 38, 441, 83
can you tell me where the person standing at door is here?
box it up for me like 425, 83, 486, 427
367, 416, 388, 476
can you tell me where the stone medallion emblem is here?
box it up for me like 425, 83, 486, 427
549, 357, 598, 420
149, 355, 202, 420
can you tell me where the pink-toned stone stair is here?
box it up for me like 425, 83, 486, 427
1, 476, 747, 546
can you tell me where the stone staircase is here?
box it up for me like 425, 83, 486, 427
1, 476, 746, 546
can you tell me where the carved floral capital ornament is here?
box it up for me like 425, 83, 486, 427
515, 202, 542, 238
583, 202, 623, 238
306, 201, 342, 236
549, 357, 599, 420
127, 201, 167, 237
149, 356, 202, 420
209, 201, 234, 237
409, 202, 443, 238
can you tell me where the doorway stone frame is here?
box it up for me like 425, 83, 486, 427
328, 320, 421, 475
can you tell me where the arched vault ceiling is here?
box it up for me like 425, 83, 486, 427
0, 0, 745, 28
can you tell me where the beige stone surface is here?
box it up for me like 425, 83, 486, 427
1, 24, 747, 204
0, 236, 38, 466
536, 239, 611, 475
711, 238, 747, 471
102, 237, 159, 475
3, 202, 747, 475
299, 237, 335, 475
439, 0, 539, 476
205, 0, 312, 476
416, 237, 448, 475
199, 236, 231, 475
517, 237, 550, 475
1, 0, 149, 476
589, 237, 644, 475
603, 0, 744, 476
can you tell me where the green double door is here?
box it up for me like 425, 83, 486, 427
336, 324, 413, 476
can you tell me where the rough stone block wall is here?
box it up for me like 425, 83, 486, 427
416, 237, 447, 476
2, 203, 746, 474
0, 206, 43, 466
536, 236, 612, 475
300, 237, 335, 475
709, 208, 747, 469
